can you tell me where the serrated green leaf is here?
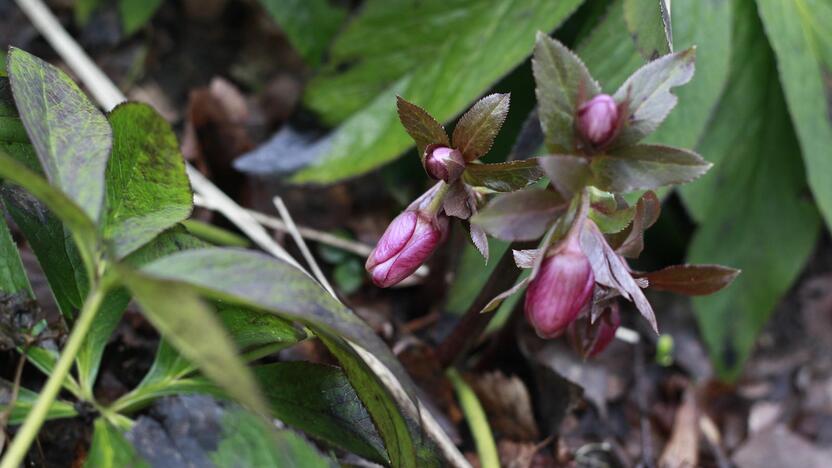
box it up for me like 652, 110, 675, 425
119, 0, 163, 36
462, 160, 544, 192
611, 48, 696, 147
396, 96, 449, 158
682, 0, 820, 380
119, 267, 269, 416
104, 103, 193, 258
755, 0, 832, 232
1, 379, 77, 425
590, 144, 711, 193
85, 418, 149, 468
452, 93, 511, 161
623, 0, 672, 60
533, 32, 601, 154
259, 0, 347, 67
292, 0, 585, 183
7, 48, 111, 223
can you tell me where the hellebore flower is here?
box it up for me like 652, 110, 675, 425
577, 94, 618, 147
366, 210, 449, 288
524, 236, 594, 338
425, 145, 466, 183
566, 302, 621, 357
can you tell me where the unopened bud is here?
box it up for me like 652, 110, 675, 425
425, 146, 466, 183
524, 236, 594, 338
577, 94, 618, 147
366, 211, 449, 288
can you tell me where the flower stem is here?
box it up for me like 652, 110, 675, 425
424, 182, 451, 216
446, 368, 499, 468
0, 282, 108, 468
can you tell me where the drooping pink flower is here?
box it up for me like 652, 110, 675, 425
366, 210, 449, 287
577, 94, 618, 147
424, 146, 466, 183
524, 236, 594, 338
586, 303, 621, 357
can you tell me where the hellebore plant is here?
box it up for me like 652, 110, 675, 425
366, 93, 545, 286
369, 32, 740, 357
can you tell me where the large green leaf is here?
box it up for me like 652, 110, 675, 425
259, 0, 347, 66
140, 248, 439, 466
291, 0, 584, 183
681, 0, 820, 380
0, 379, 77, 425
7, 48, 111, 223
755, 0, 832, 231
85, 418, 149, 468
623, 0, 672, 60
210, 410, 337, 468
119, 267, 269, 416
104, 103, 193, 258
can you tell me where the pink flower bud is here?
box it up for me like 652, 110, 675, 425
366, 211, 448, 288
524, 237, 594, 338
424, 146, 466, 183
577, 94, 618, 147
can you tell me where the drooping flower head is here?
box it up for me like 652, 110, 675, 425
366, 210, 449, 288
524, 234, 595, 338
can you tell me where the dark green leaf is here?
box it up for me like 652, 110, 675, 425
452, 93, 510, 161
472, 189, 566, 241
681, 0, 820, 380
590, 144, 711, 193
259, 0, 347, 66
119, 0, 163, 36
611, 48, 696, 147
104, 103, 193, 258
462, 159, 544, 192
75, 0, 104, 26
7, 48, 111, 223
396, 96, 449, 158
641, 264, 740, 296
333, 259, 364, 295
1, 379, 77, 425
533, 33, 601, 153
210, 409, 338, 468
623, 0, 672, 60
85, 418, 149, 468
119, 267, 269, 416
292, 0, 585, 183
755, 0, 832, 231
0, 200, 33, 300
445, 238, 510, 315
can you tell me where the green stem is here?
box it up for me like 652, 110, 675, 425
0, 283, 107, 468
446, 368, 499, 468
424, 182, 451, 216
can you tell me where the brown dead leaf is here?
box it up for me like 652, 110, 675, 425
497, 439, 555, 468
467, 371, 539, 441
659, 388, 698, 468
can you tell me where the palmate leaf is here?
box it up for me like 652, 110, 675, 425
755, 0, 832, 232
462, 159, 545, 193
290, 0, 585, 183
472, 189, 566, 241
86, 418, 149, 468
396, 96, 449, 158
681, 0, 820, 380
640, 264, 740, 296
1, 379, 77, 425
139, 247, 439, 466
7, 48, 111, 224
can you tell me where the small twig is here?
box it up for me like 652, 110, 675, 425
0, 351, 28, 430
193, 194, 372, 257
273, 196, 338, 298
